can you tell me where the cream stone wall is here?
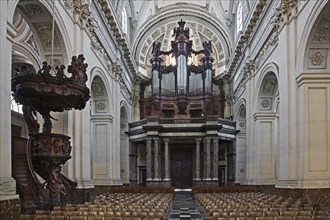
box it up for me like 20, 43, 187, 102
233, 0, 329, 188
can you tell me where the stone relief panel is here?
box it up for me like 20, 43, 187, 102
34, 23, 61, 50
312, 15, 330, 44
258, 73, 278, 112
308, 49, 328, 69
260, 97, 273, 111
262, 77, 277, 95
91, 76, 109, 114
238, 104, 246, 129
95, 100, 107, 113
92, 82, 105, 97
23, 4, 43, 18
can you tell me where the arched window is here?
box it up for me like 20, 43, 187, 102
236, 2, 243, 35
11, 95, 22, 114
122, 7, 128, 34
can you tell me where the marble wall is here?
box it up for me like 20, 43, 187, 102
0, 198, 20, 220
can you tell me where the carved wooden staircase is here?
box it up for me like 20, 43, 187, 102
12, 137, 44, 213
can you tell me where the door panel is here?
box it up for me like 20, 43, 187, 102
171, 147, 192, 188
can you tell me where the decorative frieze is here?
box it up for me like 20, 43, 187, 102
219, 0, 268, 80
98, 0, 140, 82
233, 60, 255, 103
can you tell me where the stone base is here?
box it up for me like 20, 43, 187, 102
145, 180, 171, 187
129, 180, 138, 186
0, 197, 20, 220
193, 180, 219, 187
72, 188, 94, 204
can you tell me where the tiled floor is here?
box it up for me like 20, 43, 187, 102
165, 191, 211, 220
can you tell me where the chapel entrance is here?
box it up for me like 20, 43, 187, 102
171, 147, 193, 189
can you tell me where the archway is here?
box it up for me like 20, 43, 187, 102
90, 75, 113, 185
253, 71, 279, 184
120, 105, 129, 184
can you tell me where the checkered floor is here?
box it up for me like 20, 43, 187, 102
165, 191, 211, 220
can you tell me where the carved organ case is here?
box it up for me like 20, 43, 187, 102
140, 20, 225, 118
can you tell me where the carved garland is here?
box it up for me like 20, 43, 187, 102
233, 60, 255, 103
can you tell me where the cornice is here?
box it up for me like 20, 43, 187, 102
219, 0, 298, 82
97, 0, 142, 82
218, 0, 268, 81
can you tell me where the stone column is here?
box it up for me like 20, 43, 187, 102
146, 138, 152, 181
205, 137, 211, 180
227, 141, 236, 185
153, 138, 160, 180
0, 13, 18, 201
129, 142, 138, 185
164, 139, 170, 181
213, 137, 219, 180
195, 138, 201, 180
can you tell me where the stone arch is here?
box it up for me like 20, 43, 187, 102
295, 1, 330, 188
255, 63, 279, 113
90, 68, 113, 116
251, 63, 280, 185
234, 98, 247, 184
302, 1, 330, 73
235, 99, 246, 130
120, 101, 130, 131
119, 101, 130, 184
90, 68, 114, 185
10, 1, 72, 133
133, 4, 232, 78
11, 1, 70, 70
297, 0, 329, 74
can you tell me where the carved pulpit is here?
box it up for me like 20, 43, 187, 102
11, 55, 90, 212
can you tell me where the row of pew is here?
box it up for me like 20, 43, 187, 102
20, 192, 173, 220
195, 192, 330, 220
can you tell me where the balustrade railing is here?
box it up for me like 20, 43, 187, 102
160, 117, 205, 124
129, 117, 236, 129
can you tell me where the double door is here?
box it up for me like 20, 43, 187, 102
171, 147, 193, 189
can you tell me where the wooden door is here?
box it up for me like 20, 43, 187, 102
171, 147, 193, 188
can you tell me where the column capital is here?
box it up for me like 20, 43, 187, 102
195, 138, 202, 143
205, 137, 212, 143
146, 137, 152, 143
163, 138, 169, 144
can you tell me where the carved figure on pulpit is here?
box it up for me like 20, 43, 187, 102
22, 104, 40, 134
55, 65, 66, 79
47, 166, 67, 203
38, 61, 52, 76
68, 54, 88, 84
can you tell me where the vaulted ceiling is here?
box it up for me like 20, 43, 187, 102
110, 0, 255, 78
